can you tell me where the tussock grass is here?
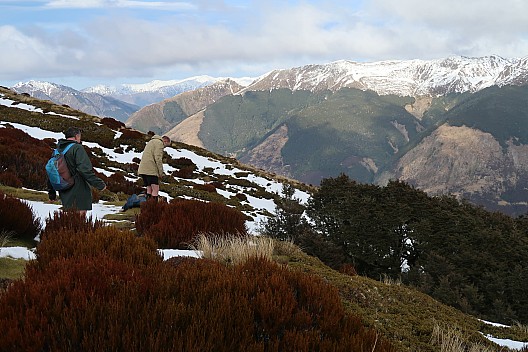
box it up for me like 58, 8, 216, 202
190, 233, 274, 265
381, 273, 402, 286
511, 322, 528, 340
0, 231, 10, 247
430, 323, 493, 352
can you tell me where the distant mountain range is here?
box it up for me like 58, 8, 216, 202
9, 55, 528, 215
130, 55, 528, 216
10, 76, 256, 122
243, 55, 528, 95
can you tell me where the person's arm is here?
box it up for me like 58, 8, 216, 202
47, 178, 57, 201
73, 145, 106, 191
154, 141, 164, 177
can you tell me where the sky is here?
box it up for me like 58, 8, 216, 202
1, 0, 528, 90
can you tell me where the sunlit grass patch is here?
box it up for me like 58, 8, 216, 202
190, 233, 274, 265
0, 257, 26, 280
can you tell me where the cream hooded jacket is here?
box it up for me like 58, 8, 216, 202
138, 135, 165, 177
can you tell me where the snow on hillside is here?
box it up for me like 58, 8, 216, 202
0, 92, 310, 233
0, 90, 311, 263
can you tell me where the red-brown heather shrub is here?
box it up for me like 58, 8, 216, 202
36, 225, 161, 269
100, 171, 142, 195
235, 193, 248, 201
171, 157, 195, 167
0, 254, 395, 352
0, 255, 168, 351
0, 126, 52, 190
100, 117, 126, 130
132, 157, 141, 164
0, 191, 41, 242
193, 183, 217, 193
136, 199, 248, 248
40, 209, 104, 241
210, 181, 225, 190
0, 171, 23, 188
118, 128, 143, 140
172, 165, 195, 179
339, 263, 358, 276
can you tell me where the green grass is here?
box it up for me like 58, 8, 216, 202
0, 257, 27, 280
275, 241, 526, 352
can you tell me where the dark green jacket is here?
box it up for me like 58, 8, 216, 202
48, 139, 106, 211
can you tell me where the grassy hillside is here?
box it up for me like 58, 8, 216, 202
2, 212, 527, 351
200, 88, 420, 184
2, 87, 528, 351
445, 85, 528, 146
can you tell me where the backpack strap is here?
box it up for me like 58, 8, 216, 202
59, 143, 76, 177
61, 143, 75, 154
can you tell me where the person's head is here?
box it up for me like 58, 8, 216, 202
162, 135, 171, 147
64, 127, 82, 142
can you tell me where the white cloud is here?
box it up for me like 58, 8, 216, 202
44, 0, 195, 10
1, 0, 528, 87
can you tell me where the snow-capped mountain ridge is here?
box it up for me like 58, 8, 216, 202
13, 80, 77, 97
83, 75, 219, 95
244, 55, 527, 97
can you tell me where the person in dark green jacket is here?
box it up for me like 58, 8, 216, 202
48, 127, 106, 216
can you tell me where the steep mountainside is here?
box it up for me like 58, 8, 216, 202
127, 79, 244, 136
376, 85, 528, 215
170, 84, 527, 215
11, 81, 140, 122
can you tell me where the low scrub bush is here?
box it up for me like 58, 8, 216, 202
0, 191, 41, 242
0, 171, 22, 188
193, 183, 217, 193
100, 172, 142, 195
0, 227, 395, 352
136, 199, 248, 248
118, 128, 144, 140
0, 126, 52, 190
168, 157, 195, 168
0, 254, 168, 351
100, 117, 125, 130
171, 165, 195, 179
36, 225, 161, 270
40, 209, 104, 241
